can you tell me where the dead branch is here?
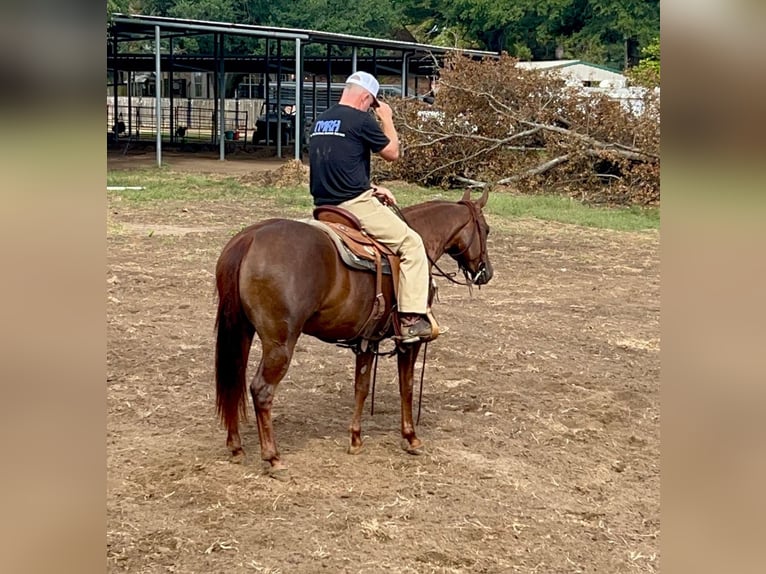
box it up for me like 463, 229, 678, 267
497, 154, 573, 184
384, 53, 659, 205
520, 121, 659, 161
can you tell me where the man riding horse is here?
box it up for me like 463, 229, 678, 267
308, 71, 438, 343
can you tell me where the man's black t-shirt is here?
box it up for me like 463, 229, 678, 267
309, 104, 390, 206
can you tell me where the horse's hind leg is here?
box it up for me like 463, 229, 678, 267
348, 348, 375, 454
227, 429, 243, 461
397, 343, 424, 454
250, 338, 296, 472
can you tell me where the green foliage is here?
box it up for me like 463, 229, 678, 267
432, 0, 659, 68
627, 37, 660, 88
107, 0, 136, 19
166, 0, 236, 22
115, 0, 659, 69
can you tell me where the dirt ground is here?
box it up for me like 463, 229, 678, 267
106, 148, 299, 176
107, 153, 660, 573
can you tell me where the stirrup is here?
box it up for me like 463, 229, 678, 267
425, 308, 447, 337
395, 309, 445, 344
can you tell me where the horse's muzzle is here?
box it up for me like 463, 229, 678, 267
472, 263, 493, 285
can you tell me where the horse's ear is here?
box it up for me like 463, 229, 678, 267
476, 185, 490, 208
461, 185, 490, 206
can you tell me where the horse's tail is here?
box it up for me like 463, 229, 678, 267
215, 231, 256, 430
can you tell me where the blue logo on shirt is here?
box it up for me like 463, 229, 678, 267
311, 120, 345, 137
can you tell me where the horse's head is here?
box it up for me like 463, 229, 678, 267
447, 187, 494, 286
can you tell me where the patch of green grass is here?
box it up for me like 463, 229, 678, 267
487, 193, 659, 231
106, 169, 659, 231
107, 169, 249, 202
254, 186, 315, 212
380, 184, 658, 232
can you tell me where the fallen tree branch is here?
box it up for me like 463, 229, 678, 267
520, 121, 659, 160
402, 126, 543, 151
385, 53, 659, 205
420, 139, 507, 181
452, 154, 572, 187
453, 176, 489, 187
496, 154, 572, 184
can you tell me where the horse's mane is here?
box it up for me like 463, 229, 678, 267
402, 200, 455, 215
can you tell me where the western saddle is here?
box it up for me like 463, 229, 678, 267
313, 205, 401, 341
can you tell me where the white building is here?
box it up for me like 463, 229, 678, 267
516, 59, 627, 89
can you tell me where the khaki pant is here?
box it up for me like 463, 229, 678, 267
338, 190, 429, 313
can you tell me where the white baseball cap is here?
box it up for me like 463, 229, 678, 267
345, 71, 380, 108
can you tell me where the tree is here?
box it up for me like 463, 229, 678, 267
425, 0, 659, 68
112, 0, 659, 69
107, 0, 138, 19
377, 54, 660, 205
627, 37, 660, 88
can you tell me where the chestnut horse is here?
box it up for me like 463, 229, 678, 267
214, 188, 493, 474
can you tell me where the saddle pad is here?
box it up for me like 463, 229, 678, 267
305, 219, 392, 275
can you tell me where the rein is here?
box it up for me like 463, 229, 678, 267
367, 339, 428, 425
366, 200, 488, 423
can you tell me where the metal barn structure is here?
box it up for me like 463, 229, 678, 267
107, 14, 497, 165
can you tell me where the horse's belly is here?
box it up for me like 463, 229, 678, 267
302, 271, 395, 341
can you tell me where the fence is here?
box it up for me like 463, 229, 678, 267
107, 97, 264, 144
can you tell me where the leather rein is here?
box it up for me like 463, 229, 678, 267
369, 200, 489, 425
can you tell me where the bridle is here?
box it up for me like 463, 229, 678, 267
415, 199, 489, 289
445, 200, 489, 286
390, 200, 488, 287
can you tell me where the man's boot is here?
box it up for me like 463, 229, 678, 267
398, 312, 439, 343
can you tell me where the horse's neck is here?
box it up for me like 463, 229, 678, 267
405, 203, 465, 261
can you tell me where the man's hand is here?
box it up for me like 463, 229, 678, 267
373, 101, 394, 124
374, 101, 400, 162
372, 185, 397, 206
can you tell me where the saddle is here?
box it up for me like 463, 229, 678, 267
313, 205, 401, 341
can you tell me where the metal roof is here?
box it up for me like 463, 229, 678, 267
110, 13, 497, 59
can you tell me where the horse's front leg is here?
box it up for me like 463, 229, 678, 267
348, 348, 375, 454
397, 342, 424, 454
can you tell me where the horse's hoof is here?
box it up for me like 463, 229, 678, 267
348, 442, 364, 455
267, 466, 290, 482
401, 439, 424, 455
230, 448, 245, 464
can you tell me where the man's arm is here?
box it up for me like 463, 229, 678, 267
374, 102, 400, 162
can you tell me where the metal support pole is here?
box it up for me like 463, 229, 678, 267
212, 37, 218, 144
352, 46, 358, 73
264, 38, 270, 146
127, 70, 132, 136
111, 37, 119, 140
169, 37, 174, 144
154, 25, 162, 167
295, 38, 302, 160
276, 40, 282, 156
312, 75, 317, 127
401, 53, 409, 97
219, 33, 226, 160
326, 44, 332, 110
